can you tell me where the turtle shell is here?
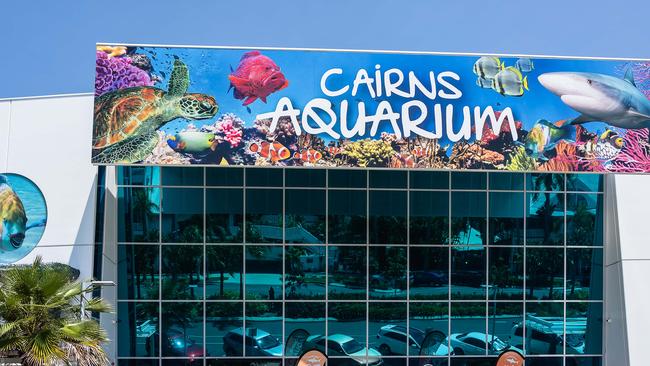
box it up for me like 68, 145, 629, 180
93, 87, 165, 149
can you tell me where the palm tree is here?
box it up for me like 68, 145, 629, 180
0, 257, 112, 366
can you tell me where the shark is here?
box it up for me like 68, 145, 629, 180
538, 69, 650, 129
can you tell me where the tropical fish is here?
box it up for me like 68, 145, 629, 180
411, 146, 428, 158
515, 58, 534, 73
588, 129, 624, 160
476, 77, 493, 89
294, 149, 323, 163
538, 70, 650, 130
249, 141, 291, 163
0, 175, 27, 251
228, 51, 289, 106
326, 146, 342, 156
167, 131, 218, 153
522, 119, 576, 159
472, 56, 504, 80
492, 67, 529, 97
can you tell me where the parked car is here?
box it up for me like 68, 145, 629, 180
449, 332, 520, 355
410, 271, 448, 287
304, 334, 383, 365
375, 324, 450, 357
223, 327, 283, 357
146, 327, 205, 359
510, 316, 585, 355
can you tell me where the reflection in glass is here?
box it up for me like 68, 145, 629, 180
328, 246, 366, 299
369, 246, 406, 299
328, 191, 366, 244
285, 169, 326, 187
489, 172, 524, 190
451, 247, 486, 300
489, 247, 523, 300
285, 302, 325, 356
285, 189, 325, 244
526, 248, 563, 300
205, 167, 243, 186
206, 245, 242, 300
450, 302, 487, 354
410, 170, 449, 189
118, 245, 159, 300
161, 303, 203, 358
117, 302, 159, 357
245, 246, 282, 299
285, 246, 326, 300
566, 194, 603, 246
527, 173, 565, 191
409, 303, 449, 356
118, 360, 158, 366
524, 302, 564, 355
567, 302, 603, 355
245, 168, 283, 187
451, 192, 486, 246
526, 192, 564, 246
566, 174, 603, 192
161, 167, 203, 186
370, 170, 407, 188
451, 172, 486, 190
488, 302, 523, 350
118, 166, 161, 186
207, 302, 242, 356
410, 191, 449, 245
489, 192, 524, 245
328, 169, 366, 188
369, 302, 407, 355
409, 247, 449, 300
206, 188, 243, 243
369, 190, 407, 244
118, 187, 160, 242
162, 188, 203, 243
245, 302, 283, 357
567, 248, 603, 300
161, 245, 204, 300
246, 189, 283, 243
327, 302, 367, 351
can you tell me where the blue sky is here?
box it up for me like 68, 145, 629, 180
2, 0, 650, 99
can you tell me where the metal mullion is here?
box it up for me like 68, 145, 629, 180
447, 172, 451, 361
485, 172, 489, 355
523, 172, 527, 357
325, 169, 329, 352
242, 168, 247, 357
406, 171, 411, 357
365, 170, 370, 362
282, 168, 286, 359
563, 174, 568, 364
202, 167, 206, 365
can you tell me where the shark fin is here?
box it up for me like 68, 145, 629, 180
570, 114, 595, 125
523, 75, 529, 91
624, 68, 636, 87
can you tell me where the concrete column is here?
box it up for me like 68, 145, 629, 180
100, 166, 119, 362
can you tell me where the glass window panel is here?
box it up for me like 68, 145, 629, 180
162, 188, 203, 243
409, 247, 449, 300
451, 247, 486, 300
524, 302, 564, 355
525, 357, 564, 366
118, 360, 158, 366
566, 174, 603, 192
118, 166, 161, 186
526, 248, 563, 300
328, 190, 367, 244
328, 169, 366, 188
285, 246, 326, 300
370, 170, 407, 188
285, 169, 326, 187
161, 303, 203, 358
161, 167, 203, 186
369, 302, 407, 356
117, 302, 159, 357
285, 189, 325, 244
285, 302, 325, 356
245, 168, 283, 187
328, 246, 366, 300
245, 246, 282, 299
207, 302, 242, 357
206, 188, 243, 243
488, 302, 523, 352
410, 191, 449, 245
244, 302, 283, 357
327, 302, 367, 354
567, 248, 603, 300
450, 302, 487, 353
206, 167, 243, 186
161, 245, 204, 300
451, 192, 486, 246
526, 192, 565, 246
489, 192, 524, 246
527, 173, 565, 191
207, 360, 282, 366
451, 172, 486, 190
369, 246, 407, 299
410, 170, 449, 189
369, 190, 407, 244
118, 245, 159, 300
246, 189, 283, 243
566, 194, 603, 246
566, 302, 603, 355
567, 357, 603, 366
409, 302, 450, 356
206, 245, 243, 300
489, 172, 524, 190
118, 187, 160, 243
489, 247, 523, 300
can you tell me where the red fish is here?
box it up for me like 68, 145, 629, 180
229, 51, 289, 106
249, 141, 291, 163
294, 149, 323, 163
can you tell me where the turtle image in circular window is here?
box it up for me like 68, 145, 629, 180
0, 174, 47, 263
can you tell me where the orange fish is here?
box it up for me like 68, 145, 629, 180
249, 141, 291, 163
411, 146, 428, 158
326, 146, 341, 156
294, 149, 323, 163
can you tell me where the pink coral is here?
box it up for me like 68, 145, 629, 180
215, 113, 244, 147
607, 129, 650, 172
95, 51, 153, 96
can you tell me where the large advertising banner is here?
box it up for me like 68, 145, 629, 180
93, 44, 650, 172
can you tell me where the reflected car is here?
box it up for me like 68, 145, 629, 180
146, 328, 205, 359
510, 318, 585, 355
223, 327, 283, 357
449, 332, 520, 355
410, 271, 448, 287
304, 334, 383, 365
375, 325, 450, 356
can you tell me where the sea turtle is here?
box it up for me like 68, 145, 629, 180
92, 59, 218, 164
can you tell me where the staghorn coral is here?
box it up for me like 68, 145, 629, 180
342, 139, 395, 167
506, 146, 538, 171
607, 129, 650, 172
95, 51, 153, 96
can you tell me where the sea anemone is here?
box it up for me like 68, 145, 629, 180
95, 51, 153, 96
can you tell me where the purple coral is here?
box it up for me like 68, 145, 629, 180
607, 129, 650, 172
95, 51, 153, 96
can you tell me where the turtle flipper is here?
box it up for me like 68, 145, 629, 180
92, 130, 159, 164
168, 60, 190, 96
